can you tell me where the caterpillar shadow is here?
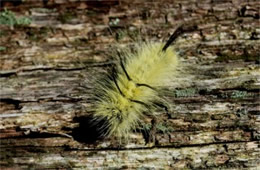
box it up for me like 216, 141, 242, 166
71, 115, 109, 144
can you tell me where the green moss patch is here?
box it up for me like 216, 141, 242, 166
0, 9, 31, 27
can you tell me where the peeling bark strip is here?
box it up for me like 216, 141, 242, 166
0, 0, 259, 169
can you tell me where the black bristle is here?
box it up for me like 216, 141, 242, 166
162, 24, 198, 51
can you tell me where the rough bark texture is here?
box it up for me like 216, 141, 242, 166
0, 0, 259, 169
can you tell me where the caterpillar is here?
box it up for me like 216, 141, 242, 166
92, 25, 194, 139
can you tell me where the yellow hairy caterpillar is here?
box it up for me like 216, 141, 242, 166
92, 25, 194, 139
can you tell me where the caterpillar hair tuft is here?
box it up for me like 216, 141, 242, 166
92, 25, 189, 139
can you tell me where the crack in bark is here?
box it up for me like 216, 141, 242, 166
0, 98, 83, 105
2, 140, 256, 151
0, 98, 22, 110
0, 62, 114, 78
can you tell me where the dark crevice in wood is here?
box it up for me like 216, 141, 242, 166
0, 72, 17, 77
0, 98, 83, 104
0, 99, 22, 110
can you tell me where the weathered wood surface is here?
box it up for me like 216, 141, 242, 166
0, 0, 259, 169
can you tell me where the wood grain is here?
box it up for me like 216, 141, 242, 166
0, 0, 259, 169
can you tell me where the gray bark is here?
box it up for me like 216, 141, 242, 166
0, 0, 259, 169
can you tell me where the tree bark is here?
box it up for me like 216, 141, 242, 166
0, 0, 259, 169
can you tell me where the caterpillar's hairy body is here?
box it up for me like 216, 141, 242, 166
94, 43, 179, 138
